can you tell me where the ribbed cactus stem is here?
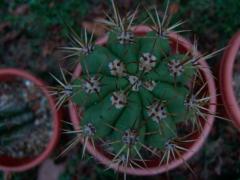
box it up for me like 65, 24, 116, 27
55, 0, 218, 174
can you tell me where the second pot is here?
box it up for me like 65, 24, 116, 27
219, 31, 240, 129
0, 68, 61, 172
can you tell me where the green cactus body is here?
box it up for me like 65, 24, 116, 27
52, 0, 218, 174
71, 30, 196, 156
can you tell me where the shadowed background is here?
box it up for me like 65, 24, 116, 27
0, 0, 240, 179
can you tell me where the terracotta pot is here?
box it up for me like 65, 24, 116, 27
69, 25, 216, 176
219, 31, 240, 128
0, 68, 61, 172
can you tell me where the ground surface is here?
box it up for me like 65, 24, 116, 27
0, 0, 240, 179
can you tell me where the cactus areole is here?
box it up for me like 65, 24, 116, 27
66, 25, 216, 175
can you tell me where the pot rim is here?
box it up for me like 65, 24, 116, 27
68, 25, 216, 175
219, 31, 240, 128
0, 68, 60, 172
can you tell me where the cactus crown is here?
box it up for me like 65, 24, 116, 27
54, 0, 217, 173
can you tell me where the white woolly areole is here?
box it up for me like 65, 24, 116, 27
122, 129, 139, 146
83, 123, 96, 137
168, 60, 184, 77
147, 100, 167, 123
63, 84, 73, 96
108, 59, 127, 77
83, 76, 101, 94
128, 76, 142, 91
139, 53, 157, 72
110, 91, 127, 109
117, 31, 134, 44
80, 44, 95, 55
143, 80, 156, 91
184, 95, 197, 109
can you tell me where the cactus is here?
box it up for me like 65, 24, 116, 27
52, 0, 220, 176
0, 80, 52, 158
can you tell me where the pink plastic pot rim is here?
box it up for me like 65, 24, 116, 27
0, 68, 60, 172
219, 31, 240, 128
68, 25, 216, 176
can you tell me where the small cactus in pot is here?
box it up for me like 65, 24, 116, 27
0, 69, 60, 172
0, 80, 52, 159
53, 0, 219, 177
